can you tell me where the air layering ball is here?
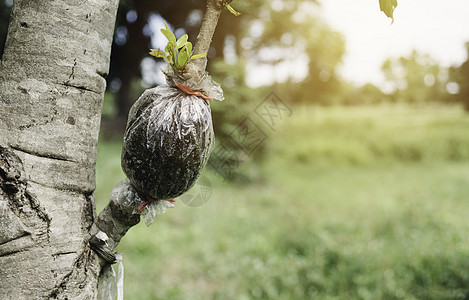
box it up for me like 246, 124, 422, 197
121, 71, 223, 202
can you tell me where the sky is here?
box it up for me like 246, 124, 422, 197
320, 0, 469, 87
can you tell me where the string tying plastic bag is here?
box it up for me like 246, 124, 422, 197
121, 69, 223, 207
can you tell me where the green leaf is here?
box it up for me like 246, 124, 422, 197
149, 22, 204, 71
161, 22, 176, 44
161, 28, 176, 44
149, 49, 166, 58
165, 42, 175, 57
225, 4, 241, 16
176, 34, 188, 49
185, 42, 192, 56
163, 55, 172, 64
177, 51, 190, 68
379, 0, 398, 22
190, 52, 207, 60
172, 48, 178, 67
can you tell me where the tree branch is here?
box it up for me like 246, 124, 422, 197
92, 0, 232, 265
186, 0, 231, 80
91, 180, 141, 264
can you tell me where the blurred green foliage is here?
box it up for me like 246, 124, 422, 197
271, 104, 469, 165
96, 103, 469, 299
382, 50, 448, 103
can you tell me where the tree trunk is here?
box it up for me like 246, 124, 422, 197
0, 0, 228, 298
0, 0, 118, 298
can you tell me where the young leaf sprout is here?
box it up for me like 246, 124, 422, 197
149, 22, 207, 72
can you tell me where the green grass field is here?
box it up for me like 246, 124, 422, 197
96, 104, 469, 299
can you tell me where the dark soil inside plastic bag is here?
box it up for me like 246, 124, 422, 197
121, 71, 222, 200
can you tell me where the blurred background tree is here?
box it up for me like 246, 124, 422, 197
381, 50, 448, 103
448, 42, 469, 110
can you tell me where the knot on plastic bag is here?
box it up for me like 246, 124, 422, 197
164, 67, 224, 101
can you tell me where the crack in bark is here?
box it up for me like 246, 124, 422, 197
0, 146, 24, 184
10, 145, 77, 163
0, 231, 31, 246
0, 146, 51, 245
48, 246, 93, 299
0, 231, 30, 247
52, 251, 77, 258
61, 59, 101, 94
24, 189, 51, 235
27, 178, 89, 195
0, 248, 22, 257
68, 59, 77, 80
0, 232, 34, 257
61, 81, 100, 94
82, 193, 95, 232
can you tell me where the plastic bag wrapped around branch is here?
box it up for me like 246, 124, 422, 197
121, 68, 223, 206
142, 200, 175, 226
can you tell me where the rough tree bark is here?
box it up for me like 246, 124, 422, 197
0, 0, 118, 299
0, 0, 227, 298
